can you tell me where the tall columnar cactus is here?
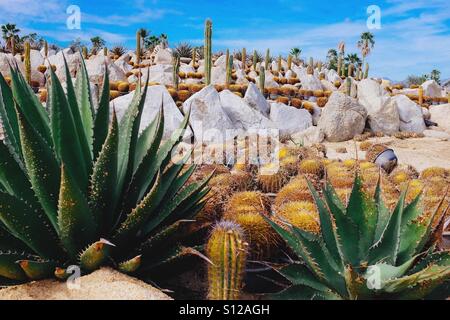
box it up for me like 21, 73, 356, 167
206, 221, 247, 300
317, 61, 323, 72
277, 55, 282, 72
346, 77, 352, 96
192, 47, 197, 67
309, 57, 314, 69
418, 85, 424, 105
225, 49, 230, 71
348, 63, 354, 78
204, 19, 213, 85
253, 50, 257, 71
136, 30, 141, 66
259, 66, 265, 95
242, 47, 246, 70
287, 54, 292, 71
265, 49, 270, 70
226, 55, 233, 87
103, 47, 108, 57
82, 46, 88, 60
338, 41, 345, 77
24, 41, 31, 85
10, 37, 16, 56
337, 56, 342, 77
44, 41, 48, 58
364, 63, 370, 79
173, 56, 180, 90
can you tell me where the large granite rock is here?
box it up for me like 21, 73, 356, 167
269, 102, 312, 137
393, 95, 426, 133
318, 91, 367, 142
429, 104, 450, 132
244, 82, 270, 116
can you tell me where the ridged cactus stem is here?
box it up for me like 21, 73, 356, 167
24, 41, 31, 85
173, 56, 180, 90
259, 66, 265, 95
136, 31, 141, 66
253, 50, 257, 71
207, 221, 247, 300
103, 47, 107, 57
277, 55, 282, 72
265, 48, 270, 70
418, 86, 424, 105
44, 41, 48, 58
204, 19, 212, 85
348, 63, 354, 78
337, 56, 342, 77
364, 63, 369, 79
225, 49, 230, 71
287, 55, 292, 71
226, 55, 233, 88
346, 77, 352, 96
309, 57, 314, 69
242, 47, 246, 70
318, 61, 322, 72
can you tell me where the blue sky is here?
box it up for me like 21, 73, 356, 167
0, 0, 449, 80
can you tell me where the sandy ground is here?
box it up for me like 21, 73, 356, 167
323, 136, 450, 172
0, 268, 172, 300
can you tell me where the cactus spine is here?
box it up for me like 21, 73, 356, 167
24, 41, 31, 85
206, 221, 247, 300
136, 30, 141, 66
253, 50, 257, 71
265, 48, 270, 70
364, 63, 369, 79
287, 54, 292, 70
173, 56, 180, 90
259, 66, 265, 95
242, 47, 246, 70
204, 19, 213, 85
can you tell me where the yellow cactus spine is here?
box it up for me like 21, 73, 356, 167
204, 19, 213, 85
24, 41, 31, 85
207, 221, 247, 300
136, 30, 141, 66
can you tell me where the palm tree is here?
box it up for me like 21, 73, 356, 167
357, 32, 375, 71
290, 47, 301, 60
1, 23, 20, 52
90, 36, 105, 54
430, 69, 441, 84
345, 53, 362, 65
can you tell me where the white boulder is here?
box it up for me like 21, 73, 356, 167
357, 79, 400, 134
269, 102, 313, 137
421, 80, 443, 98
392, 95, 426, 133
154, 49, 173, 65
85, 56, 127, 84
429, 104, 450, 132
317, 92, 367, 142
244, 82, 270, 116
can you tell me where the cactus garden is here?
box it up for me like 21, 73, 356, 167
0, 1, 449, 302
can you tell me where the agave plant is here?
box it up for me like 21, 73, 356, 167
174, 42, 193, 58
0, 56, 210, 284
266, 176, 450, 299
111, 45, 126, 57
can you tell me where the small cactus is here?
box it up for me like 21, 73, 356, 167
206, 221, 247, 300
337, 56, 342, 77
418, 86, 424, 105
44, 40, 48, 58
204, 19, 213, 85
242, 47, 246, 70
253, 50, 257, 71
225, 49, 230, 70
103, 47, 108, 57
82, 46, 88, 59
11, 36, 16, 56
346, 77, 352, 96
277, 55, 282, 72
192, 47, 197, 67
24, 41, 31, 85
